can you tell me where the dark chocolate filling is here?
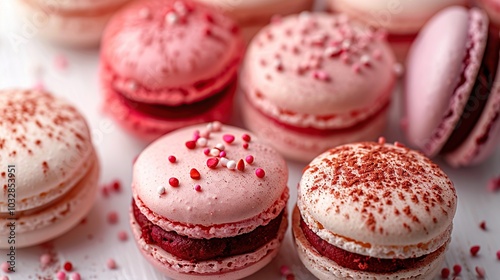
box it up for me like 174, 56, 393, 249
441, 25, 500, 154
116, 79, 236, 120
300, 217, 426, 273
132, 199, 283, 262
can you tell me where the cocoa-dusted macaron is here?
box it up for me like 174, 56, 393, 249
293, 139, 457, 279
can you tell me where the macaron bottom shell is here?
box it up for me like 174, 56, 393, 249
0, 153, 99, 248
130, 210, 288, 279
241, 95, 390, 162
291, 207, 446, 280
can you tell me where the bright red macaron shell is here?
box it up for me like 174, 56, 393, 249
405, 6, 500, 167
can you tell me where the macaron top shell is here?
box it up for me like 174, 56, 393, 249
331, 0, 467, 34
0, 89, 93, 213
405, 7, 488, 156
30, 0, 130, 10
133, 123, 288, 230
240, 13, 396, 117
298, 142, 456, 257
101, 0, 243, 105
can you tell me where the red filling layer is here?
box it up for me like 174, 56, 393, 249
386, 32, 418, 44
132, 200, 283, 262
245, 93, 390, 137
441, 25, 500, 154
299, 217, 425, 273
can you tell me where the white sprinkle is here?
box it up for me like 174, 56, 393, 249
200, 129, 210, 138
360, 55, 371, 65
212, 121, 222, 131
210, 148, 220, 157
157, 186, 165, 195
274, 59, 283, 71
127, 80, 138, 91
393, 63, 404, 77
342, 40, 351, 50
197, 137, 207, 147
220, 157, 229, 167
206, 123, 214, 132
299, 11, 310, 20
226, 160, 236, 170
173, 1, 188, 15
324, 46, 341, 57
215, 143, 225, 151
166, 12, 179, 25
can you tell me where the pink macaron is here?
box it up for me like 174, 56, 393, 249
293, 140, 457, 279
327, 0, 467, 61
405, 6, 500, 167
100, 0, 244, 142
196, 0, 314, 42
130, 122, 289, 279
16, 0, 132, 47
0, 89, 99, 248
239, 13, 397, 162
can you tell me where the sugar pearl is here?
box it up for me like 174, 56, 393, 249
210, 148, 220, 157
226, 160, 236, 170
215, 143, 225, 151
197, 137, 208, 147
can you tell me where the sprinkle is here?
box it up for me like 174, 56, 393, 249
207, 158, 219, 169
168, 155, 177, 163
197, 137, 207, 147
226, 160, 236, 170
174, 1, 188, 15
204, 28, 212, 36
212, 121, 222, 131
203, 148, 210, 155
312, 71, 329, 81
71, 273, 81, 280
190, 168, 201, 180
223, 134, 235, 144
118, 231, 128, 241
341, 53, 350, 64
242, 134, 251, 142
255, 168, 265, 178
206, 122, 214, 132
157, 186, 166, 195
341, 39, 351, 50
470, 245, 480, 256
441, 268, 450, 278
220, 157, 229, 167
394, 141, 405, 148
63, 262, 73, 271
107, 258, 117, 270
166, 12, 179, 24
373, 49, 382, 60
475, 266, 485, 278
243, 143, 249, 149
219, 151, 226, 157
1, 262, 9, 273
280, 265, 291, 276
127, 80, 138, 91
274, 59, 284, 71
479, 221, 486, 230
204, 13, 214, 23
394, 63, 404, 77
107, 211, 118, 224
185, 141, 196, 149
210, 148, 220, 157
40, 254, 52, 266
194, 185, 202, 192
453, 264, 461, 275
200, 129, 210, 138
496, 250, 500, 259
111, 180, 121, 192
215, 143, 225, 151
169, 177, 179, 187
487, 176, 500, 192
286, 275, 295, 280
378, 137, 386, 145
237, 159, 245, 171
360, 55, 371, 66
245, 155, 254, 164
56, 271, 66, 280
324, 46, 341, 57
352, 63, 361, 73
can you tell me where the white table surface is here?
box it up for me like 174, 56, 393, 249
1, 1, 499, 279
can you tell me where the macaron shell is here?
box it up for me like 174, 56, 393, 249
292, 207, 446, 280
405, 7, 487, 156
241, 13, 396, 116
0, 154, 99, 248
298, 143, 456, 257
132, 124, 288, 229
328, 0, 467, 34
130, 211, 288, 279
0, 89, 94, 212
101, 0, 243, 105
27, 0, 131, 10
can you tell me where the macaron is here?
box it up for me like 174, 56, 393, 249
477, 0, 500, 26
130, 122, 289, 279
16, 0, 132, 47
327, 0, 467, 61
405, 6, 500, 167
293, 140, 457, 279
239, 13, 397, 162
100, 0, 244, 141
0, 89, 99, 248
196, 0, 314, 42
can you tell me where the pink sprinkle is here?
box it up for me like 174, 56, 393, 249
496, 250, 500, 260
107, 258, 117, 270
200, 129, 210, 138
280, 265, 291, 276
487, 176, 500, 192
242, 134, 251, 142
243, 143, 249, 149
203, 148, 210, 156
111, 180, 121, 192
312, 70, 329, 81
352, 63, 361, 73
169, 177, 179, 187
394, 141, 405, 148
223, 134, 235, 144
378, 137, 386, 145
219, 151, 226, 157
479, 221, 487, 230
373, 49, 382, 60
255, 168, 265, 178
1, 262, 10, 273
194, 185, 202, 192
453, 264, 462, 275
204, 13, 214, 23
260, 59, 267, 66
470, 245, 480, 256
56, 271, 66, 280
245, 155, 254, 164
207, 158, 219, 169
107, 211, 118, 224
54, 54, 68, 70
341, 53, 350, 64
185, 140, 196, 149
212, 121, 222, 131
168, 155, 176, 163
40, 253, 52, 267
33, 80, 45, 91
475, 266, 485, 278
118, 231, 128, 241
71, 272, 81, 280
